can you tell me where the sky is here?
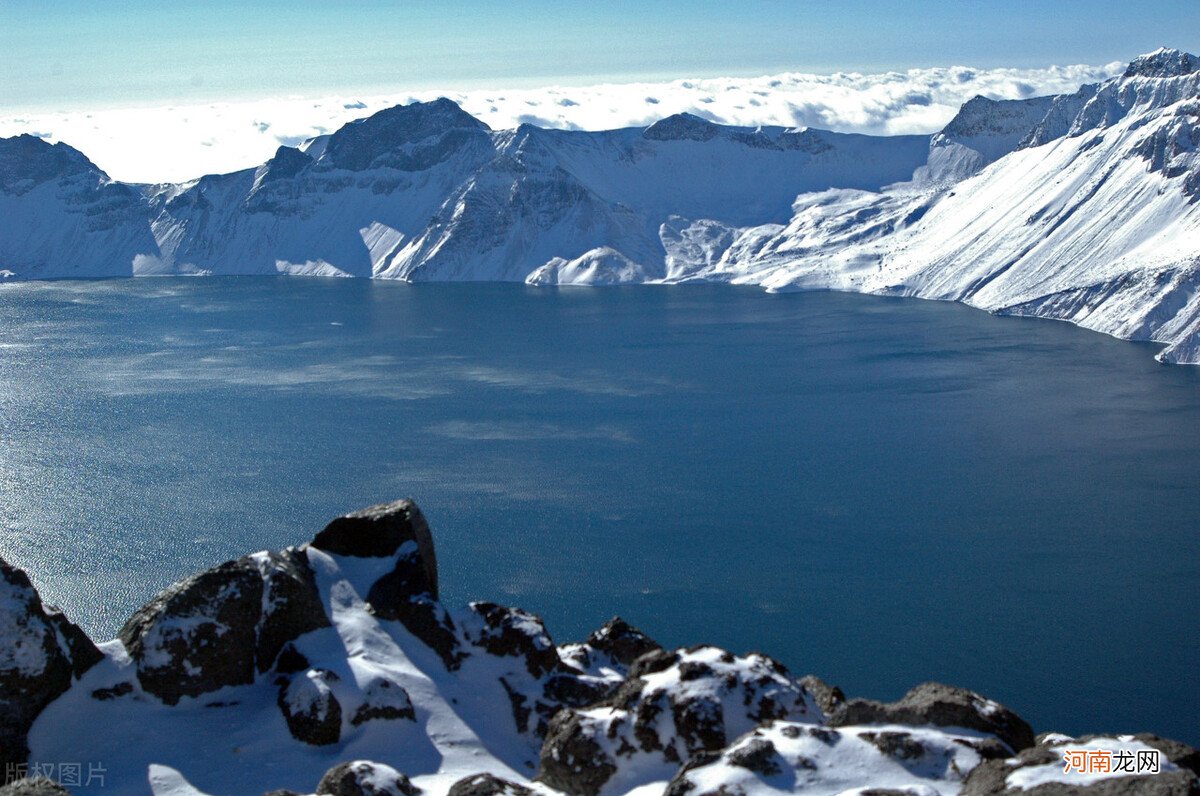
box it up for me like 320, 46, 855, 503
0, 1, 1196, 182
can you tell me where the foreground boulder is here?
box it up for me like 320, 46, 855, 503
349, 673, 416, 726
830, 681, 1036, 753
312, 500, 438, 594
278, 668, 343, 746
316, 761, 420, 796
118, 499, 444, 705
118, 547, 331, 704
1, 557, 102, 771
536, 645, 823, 795
318, 500, 465, 671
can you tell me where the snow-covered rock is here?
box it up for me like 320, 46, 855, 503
117, 546, 331, 704
536, 645, 824, 795
0, 557, 101, 772
316, 760, 421, 796
664, 721, 999, 796
3, 500, 1198, 795
829, 682, 1036, 754
445, 773, 533, 796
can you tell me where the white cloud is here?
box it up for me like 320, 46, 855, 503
0, 61, 1124, 184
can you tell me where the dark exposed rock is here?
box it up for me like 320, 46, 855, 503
542, 672, 612, 708
91, 681, 134, 701
350, 676, 416, 725
726, 737, 784, 775
314, 501, 438, 584
278, 669, 342, 746
256, 549, 331, 673
319, 98, 490, 172
274, 643, 311, 675
256, 146, 313, 184
0, 778, 71, 796
119, 558, 262, 704
830, 682, 1035, 752
119, 547, 330, 704
447, 773, 534, 796
584, 617, 661, 667
1, 557, 102, 772
498, 677, 532, 735
315, 501, 461, 669
644, 113, 720, 142
954, 735, 1019, 761
536, 709, 619, 796
465, 602, 560, 678
860, 730, 928, 761
799, 675, 845, 717
263, 790, 303, 796
672, 688, 727, 752
0, 135, 101, 194
43, 611, 103, 678
628, 648, 679, 678
1124, 49, 1200, 79
316, 761, 420, 796
369, 593, 464, 670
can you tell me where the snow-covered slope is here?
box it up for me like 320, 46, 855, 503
0, 136, 157, 279
4, 500, 1196, 796
660, 48, 1200, 364
2, 49, 1200, 363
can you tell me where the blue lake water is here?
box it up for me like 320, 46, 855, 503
0, 278, 1197, 743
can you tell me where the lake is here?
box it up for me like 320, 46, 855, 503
0, 277, 1197, 743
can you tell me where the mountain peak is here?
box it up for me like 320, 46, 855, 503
319, 98, 491, 171
0, 134, 104, 194
1123, 47, 1200, 78
643, 112, 720, 142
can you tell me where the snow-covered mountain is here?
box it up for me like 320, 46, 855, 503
658, 48, 1200, 364
0, 135, 156, 279
4, 499, 1196, 795
1, 49, 1199, 363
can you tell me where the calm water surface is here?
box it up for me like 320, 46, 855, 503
1, 278, 1197, 742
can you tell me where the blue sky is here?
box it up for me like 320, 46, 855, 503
2, 0, 1197, 111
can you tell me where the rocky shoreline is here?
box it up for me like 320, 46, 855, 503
1, 501, 1196, 795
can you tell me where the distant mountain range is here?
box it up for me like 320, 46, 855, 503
1, 49, 1198, 363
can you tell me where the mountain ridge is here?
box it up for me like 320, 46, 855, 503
1, 49, 1198, 362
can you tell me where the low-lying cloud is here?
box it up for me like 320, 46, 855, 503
0, 61, 1123, 184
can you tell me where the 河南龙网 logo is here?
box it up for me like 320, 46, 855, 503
1062, 748, 1161, 775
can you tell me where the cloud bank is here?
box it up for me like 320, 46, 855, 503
0, 62, 1123, 184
